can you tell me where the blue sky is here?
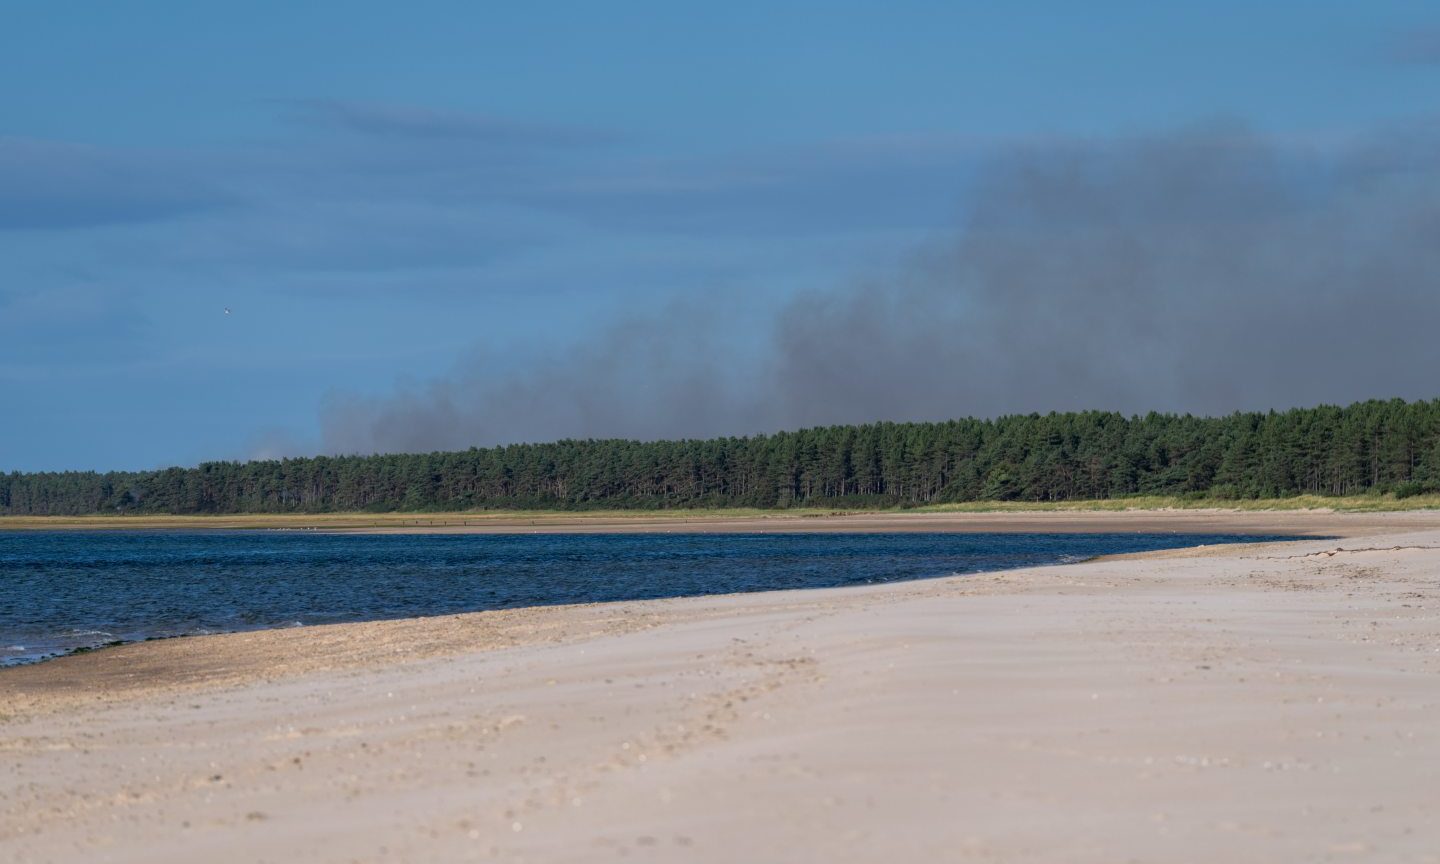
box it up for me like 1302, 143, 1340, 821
3, 2, 1438, 471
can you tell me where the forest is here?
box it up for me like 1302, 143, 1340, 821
4, 399, 1440, 516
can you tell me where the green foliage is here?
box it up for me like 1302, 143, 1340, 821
1393, 480, 1426, 500
4, 398, 1440, 515
1208, 483, 1241, 500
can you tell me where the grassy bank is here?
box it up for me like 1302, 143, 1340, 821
1, 494, 1437, 531
0, 509, 831, 531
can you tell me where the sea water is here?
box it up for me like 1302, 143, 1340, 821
0, 530, 1290, 665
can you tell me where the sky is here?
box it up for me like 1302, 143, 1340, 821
3, 1, 1439, 471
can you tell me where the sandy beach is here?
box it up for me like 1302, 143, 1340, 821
4, 512, 1440, 862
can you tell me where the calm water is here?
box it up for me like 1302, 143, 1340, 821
0, 531, 1290, 665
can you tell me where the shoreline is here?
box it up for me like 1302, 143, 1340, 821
2, 527, 1303, 674
9, 508, 1423, 673
4, 515, 1439, 861
4, 506, 1440, 536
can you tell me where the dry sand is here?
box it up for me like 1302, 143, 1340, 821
7, 506, 1440, 536
336, 508, 1440, 537
3, 513, 1440, 862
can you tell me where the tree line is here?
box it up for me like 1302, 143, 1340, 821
4, 399, 1440, 516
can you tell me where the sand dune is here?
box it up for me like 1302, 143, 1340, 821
4, 518, 1440, 862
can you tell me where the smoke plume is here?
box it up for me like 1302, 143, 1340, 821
321, 123, 1440, 455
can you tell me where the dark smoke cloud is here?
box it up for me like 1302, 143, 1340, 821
320, 301, 776, 453
320, 123, 1440, 455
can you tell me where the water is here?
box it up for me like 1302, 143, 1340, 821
0, 531, 1290, 666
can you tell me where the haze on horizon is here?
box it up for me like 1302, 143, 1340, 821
4, 2, 1439, 472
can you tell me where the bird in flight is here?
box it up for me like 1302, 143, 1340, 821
224, 307, 231, 315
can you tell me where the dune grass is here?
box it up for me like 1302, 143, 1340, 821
1, 493, 1437, 531
0, 508, 835, 531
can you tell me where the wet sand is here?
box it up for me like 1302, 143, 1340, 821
3, 514, 1440, 862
